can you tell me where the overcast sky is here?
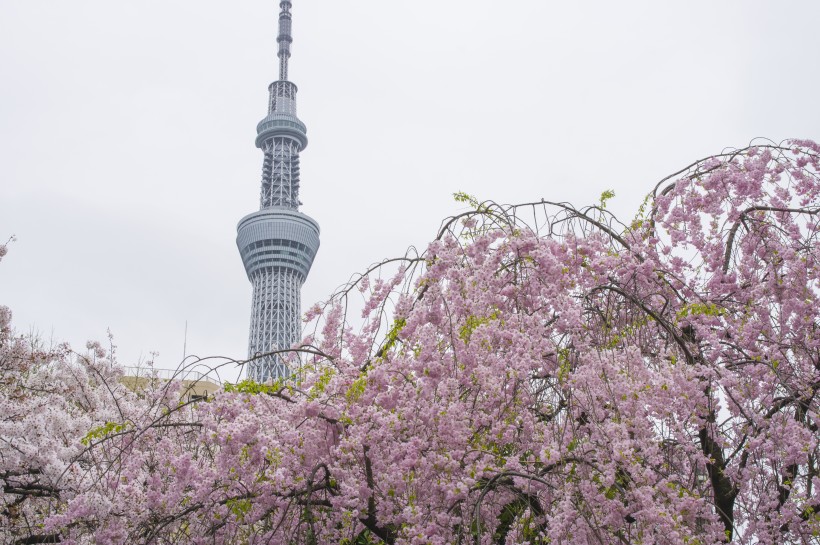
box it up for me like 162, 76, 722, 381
1, 1, 818, 382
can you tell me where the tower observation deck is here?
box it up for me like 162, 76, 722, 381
237, 0, 320, 382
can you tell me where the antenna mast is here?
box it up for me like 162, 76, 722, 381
277, 1, 293, 81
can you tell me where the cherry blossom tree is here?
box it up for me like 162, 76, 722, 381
4, 140, 820, 544
0, 243, 204, 544
0, 246, 121, 543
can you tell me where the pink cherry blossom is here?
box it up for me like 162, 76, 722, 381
2, 140, 820, 544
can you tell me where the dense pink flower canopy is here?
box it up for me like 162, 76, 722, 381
2, 141, 820, 544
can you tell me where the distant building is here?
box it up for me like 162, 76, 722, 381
236, 1, 320, 382
121, 367, 221, 402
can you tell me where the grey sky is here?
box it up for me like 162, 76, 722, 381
1, 1, 818, 382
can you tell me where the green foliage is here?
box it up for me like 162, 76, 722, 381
226, 498, 252, 521
381, 318, 406, 355
599, 189, 616, 209
556, 347, 573, 384
223, 378, 285, 395
453, 191, 494, 215
605, 316, 650, 348
453, 191, 481, 208
345, 374, 367, 402
459, 311, 500, 343
676, 302, 725, 320
81, 421, 127, 446
630, 193, 652, 231
310, 366, 336, 398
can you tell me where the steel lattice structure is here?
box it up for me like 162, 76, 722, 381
237, 0, 320, 383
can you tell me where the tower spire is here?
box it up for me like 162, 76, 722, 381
277, 0, 293, 81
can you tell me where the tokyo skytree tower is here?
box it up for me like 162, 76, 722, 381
236, 0, 320, 382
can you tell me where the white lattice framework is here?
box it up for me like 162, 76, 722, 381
236, 0, 320, 383
247, 267, 302, 381
260, 136, 301, 209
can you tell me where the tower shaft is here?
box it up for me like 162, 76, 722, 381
247, 265, 301, 380
237, 0, 319, 383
